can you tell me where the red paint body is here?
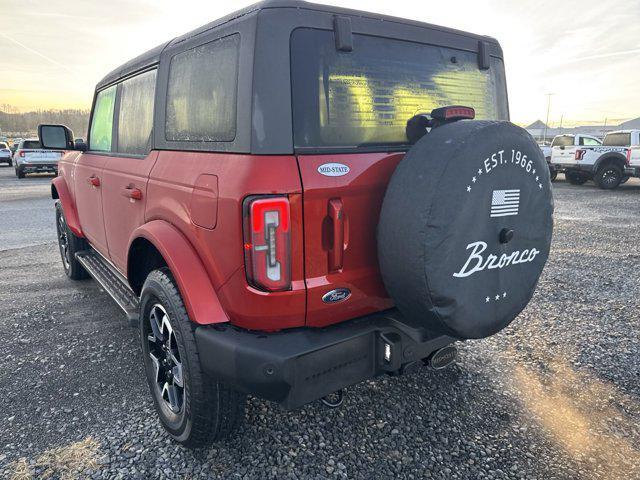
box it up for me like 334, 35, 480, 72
56, 149, 404, 331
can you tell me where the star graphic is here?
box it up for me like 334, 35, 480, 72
532, 169, 536, 174
538, 183, 543, 189
478, 168, 483, 175
472, 176, 477, 183
495, 294, 500, 301
535, 176, 539, 181
485, 296, 490, 303
503, 292, 507, 298
467, 185, 471, 192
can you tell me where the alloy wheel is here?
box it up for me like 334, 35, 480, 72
56, 212, 71, 269
147, 304, 184, 414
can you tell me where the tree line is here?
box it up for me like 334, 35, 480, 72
0, 107, 90, 139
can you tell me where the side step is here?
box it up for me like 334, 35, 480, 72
75, 250, 140, 326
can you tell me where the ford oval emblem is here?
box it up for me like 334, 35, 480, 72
322, 288, 351, 304
317, 163, 350, 177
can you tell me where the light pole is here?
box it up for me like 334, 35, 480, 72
543, 93, 554, 143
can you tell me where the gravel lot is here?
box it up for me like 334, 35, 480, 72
1, 165, 639, 479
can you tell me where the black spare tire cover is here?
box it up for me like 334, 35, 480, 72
378, 121, 554, 339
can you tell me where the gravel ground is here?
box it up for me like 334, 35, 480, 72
1, 167, 639, 479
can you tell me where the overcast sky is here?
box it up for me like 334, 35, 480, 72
1, 0, 638, 126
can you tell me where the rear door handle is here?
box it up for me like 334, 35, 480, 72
328, 198, 344, 271
121, 186, 143, 201
87, 175, 100, 187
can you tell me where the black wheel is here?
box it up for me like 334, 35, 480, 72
565, 170, 588, 185
16, 167, 25, 179
594, 164, 623, 190
549, 167, 558, 182
140, 269, 245, 448
55, 202, 89, 280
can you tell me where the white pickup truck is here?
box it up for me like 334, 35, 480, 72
13, 138, 63, 179
549, 131, 640, 188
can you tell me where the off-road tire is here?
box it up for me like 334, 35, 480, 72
549, 167, 557, 182
55, 202, 89, 280
140, 268, 245, 448
594, 164, 623, 190
565, 170, 588, 185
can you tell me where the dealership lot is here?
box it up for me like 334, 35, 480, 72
0, 166, 639, 479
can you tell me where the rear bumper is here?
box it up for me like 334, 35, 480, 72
195, 309, 455, 410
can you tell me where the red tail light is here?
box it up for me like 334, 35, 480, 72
243, 196, 291, 291
626, 149, 631, 165
19, 151, 25, 157
575, 149, 586, 161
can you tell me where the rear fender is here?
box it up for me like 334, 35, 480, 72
594, 153, 627, 172
51, 176, 83, 237
129, 220, 229, 325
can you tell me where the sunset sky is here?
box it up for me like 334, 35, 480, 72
1, 0, 638, 126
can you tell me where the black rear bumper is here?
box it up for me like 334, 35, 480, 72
195, 310, 455, 410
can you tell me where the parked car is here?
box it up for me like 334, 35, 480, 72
37, 0, 553, 448
12, 138, 63, 178
538, 142, 554, 180
552, 130, 639, 189
0, 142, 11, 165
549, 133, 602, 185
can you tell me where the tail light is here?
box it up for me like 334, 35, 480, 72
575, 149, 586, 161
19, 151, 25, 157
626, 149, 631, 165
243, 196, 291, 291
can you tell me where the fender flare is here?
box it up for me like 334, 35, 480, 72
129, 220, 229, 325
593, 153, 627, 173
51, 176, 83, 237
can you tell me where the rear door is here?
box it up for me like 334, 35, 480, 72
290, 28, 510, 327
101, 69, 158, 272
74, 85, 117, 257
551, 135, 578, 166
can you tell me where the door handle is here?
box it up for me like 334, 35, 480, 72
87, 175, 100, 187
121, 186, 143, 201
328, 198, 344, 271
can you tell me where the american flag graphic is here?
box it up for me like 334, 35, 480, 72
490, 189, 520, 217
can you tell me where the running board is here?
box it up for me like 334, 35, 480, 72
75, 250, 139, 326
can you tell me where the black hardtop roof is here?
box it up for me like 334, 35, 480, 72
96, 0, 500, 90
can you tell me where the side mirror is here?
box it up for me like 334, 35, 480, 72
38, 124, 75, 150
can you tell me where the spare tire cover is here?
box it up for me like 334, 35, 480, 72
378, 121, 554, 339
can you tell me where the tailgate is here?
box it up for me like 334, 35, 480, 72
23, 150, 62, 164
297, 152, 402, 327
551, 146, 578, 165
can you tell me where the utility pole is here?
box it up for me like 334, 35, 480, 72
543, 93, 554, 143
559, 114, 563, 134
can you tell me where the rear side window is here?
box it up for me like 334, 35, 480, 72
89, 85, 117, 151
291, 29, 509, 150
166, 34, 239, 142
582, 137, 601, 146
603, 132, 631, 146
23, 140, 41, 149
551, 136, 574, 147
117, 69, 157, 155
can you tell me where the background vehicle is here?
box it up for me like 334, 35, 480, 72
38, 0, 553, 448
13, 138, 63, 178
10, 138, 23, 155
549, 134, 602, 184
538, 142, 554, 180
553, 130, 639, 189
0, 142, 11, 165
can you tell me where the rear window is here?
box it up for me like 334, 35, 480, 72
23, 140, 41, 149
551, 136, 574, 147
291, 28, 509, 150
603, 132, 631, 146
0, 142, 7, 148
166, 34, 239, 142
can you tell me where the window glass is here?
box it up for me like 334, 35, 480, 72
23, 140, 41, 149
582, 137, 601, 146
166, 34, 239, 142
117, 70, 157, 155
602, 132, 631, 146
291, 29, 509, 150
551, 135, 574, 147
89, 85, 116, 151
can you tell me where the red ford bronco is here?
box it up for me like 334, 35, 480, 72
38, 0, 553, 447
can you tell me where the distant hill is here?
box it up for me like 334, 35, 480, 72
0, 109, 89, 138
618, 117, 640, 129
